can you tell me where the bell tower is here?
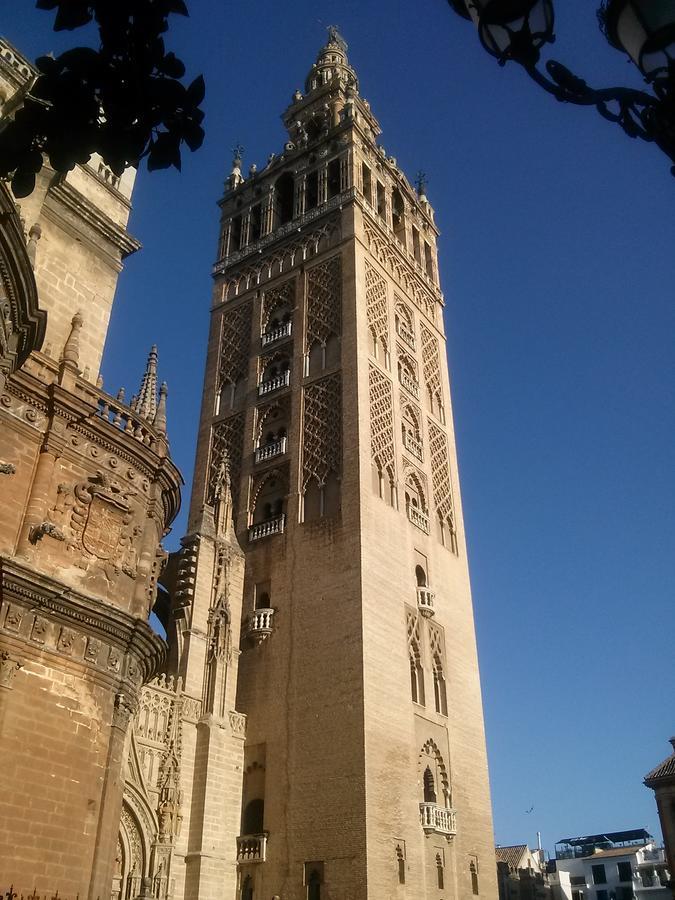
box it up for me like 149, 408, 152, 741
181, 28, 497, 900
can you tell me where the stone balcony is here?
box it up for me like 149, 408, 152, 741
399, 369, 420, 399
403, 430, 423, 461
258, 369, 290, 396
237, 833, 268, 863
249, 514, 286, 542
261, 321, 292, 347
416, 586, 435, 618
407, 505, 429, 534
419, 803, 457, 837
247, 607, 274, 642
396, 321, 416, 350
255, 436, 287, 464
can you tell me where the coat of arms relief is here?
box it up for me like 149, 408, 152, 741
50, 469, 143, 577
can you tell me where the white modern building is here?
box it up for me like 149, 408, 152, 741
550, 830, 670, 900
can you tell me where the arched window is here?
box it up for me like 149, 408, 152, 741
415, 565, 427, 587
241, 875, 253, 900
274, 173, 294, 227
242, 798, 264, 835
327, 157, 341, 199
251, 473, 286, 526
432, 655, 448, 717
409, 638, 424, 706
249, 204, 262, 242
392, 188, 406, 247
401, 404, 422, 460
470, 860, 480, 895
423, 766, 437, 803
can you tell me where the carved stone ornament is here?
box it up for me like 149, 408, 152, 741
113, 691, 136, 731
0, 649, 22, 689
50, 469, 141, 576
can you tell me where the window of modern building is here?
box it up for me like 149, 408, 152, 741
617, 861, 633, 883
592, 864, 607, 884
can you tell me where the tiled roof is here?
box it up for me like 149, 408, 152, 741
496, 845, 528, 869
644, 745, 675, 784
582, 845, 648, 859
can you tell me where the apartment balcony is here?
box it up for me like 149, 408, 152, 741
255, 436, 287, 464
261, 321, 292, 347
419, 803, 457, 837
237, 833, 268, 863
407, 504, 429, 534
258, 369, 290, 396
403, 430, 423, 461
399, 369, 420, 399
396, 321, 416, 350
416, 586, 435, 618
249, 514, 286, 542
247, 607, 274, 643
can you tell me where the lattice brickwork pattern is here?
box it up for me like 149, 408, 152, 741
302, 372, 342, 489
262, 278, 295, 325
406, 607, 422, 654
365, 260, 389, 350
428, 421, 455, 525
208, 412, 245, 512
428, 621, 446, 670
306, 254, 341, 349
369, 364, 396, 479
218, 302, 252, 391
420, 323, 442, 403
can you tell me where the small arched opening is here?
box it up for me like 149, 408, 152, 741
274, 172, 295, 227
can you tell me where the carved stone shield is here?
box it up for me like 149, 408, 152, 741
82, 494, 126, 559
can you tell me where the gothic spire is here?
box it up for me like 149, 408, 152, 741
133, 344, 158, 422
154, 381, 168, 435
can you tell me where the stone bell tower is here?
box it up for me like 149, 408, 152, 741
177, 28, 497, 900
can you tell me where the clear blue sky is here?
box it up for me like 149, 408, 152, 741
5, 0, 674, 858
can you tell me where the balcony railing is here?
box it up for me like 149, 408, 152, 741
255, 436, 287, 463
419, 803, 457, 836
237, 833, 268, 863
416, 586, 435, 618
407, 504, 429, 534
396, 321, 416, 350
399, 369, 420, 399
261, 321, 292, 347
249, 514, 286, 542
248, 607, 274, 641
403, 430, 423, 461
258, 369, 290, 396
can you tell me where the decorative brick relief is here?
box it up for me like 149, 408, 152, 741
217, 301, 252, 392
302, 373, 341, 489
262, 278, 295, 326
368, 364, 396, 481
428, 421, 455, 531
420, 323, 443, 410
306, 254, 341, 349
365, 260, 389, 353
208, 412, 245, 512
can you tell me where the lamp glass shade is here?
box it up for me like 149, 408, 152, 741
476, 0, 554, 58
612, 0, 675, 79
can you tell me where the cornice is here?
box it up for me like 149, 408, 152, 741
47, 179, 141, 261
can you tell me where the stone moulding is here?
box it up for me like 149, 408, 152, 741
0, 183, 46, 389
0, 557, 166, 686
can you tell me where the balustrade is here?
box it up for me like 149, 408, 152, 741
400, 369, 420, 399
258, 370, 290, 396
255, 436, 287, 463
261, 321, 292, 347
237, 833, 268, 862
249, 514, 286, 542
396, 321, 416, 350
416, 586, 435, 617
403, 430, 423, 461
407, 504, 429, 534
419, 802, 457, 836
248, 607, 274, 641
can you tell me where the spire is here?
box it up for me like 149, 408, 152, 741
60, 311, 83, 371
133, 344, 158, 422
304, 26, 358, 96
154, 381, 168, 435
228, 143, 245, 191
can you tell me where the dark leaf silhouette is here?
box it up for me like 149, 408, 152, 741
0, 0, 206, 196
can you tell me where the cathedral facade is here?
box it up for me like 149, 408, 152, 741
0, 30, 497, 900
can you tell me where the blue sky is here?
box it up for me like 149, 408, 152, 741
5, 0, 674, 857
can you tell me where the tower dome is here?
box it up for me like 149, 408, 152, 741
304, 26, 358, 95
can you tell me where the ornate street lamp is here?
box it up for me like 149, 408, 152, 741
447, 0, 675, 174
